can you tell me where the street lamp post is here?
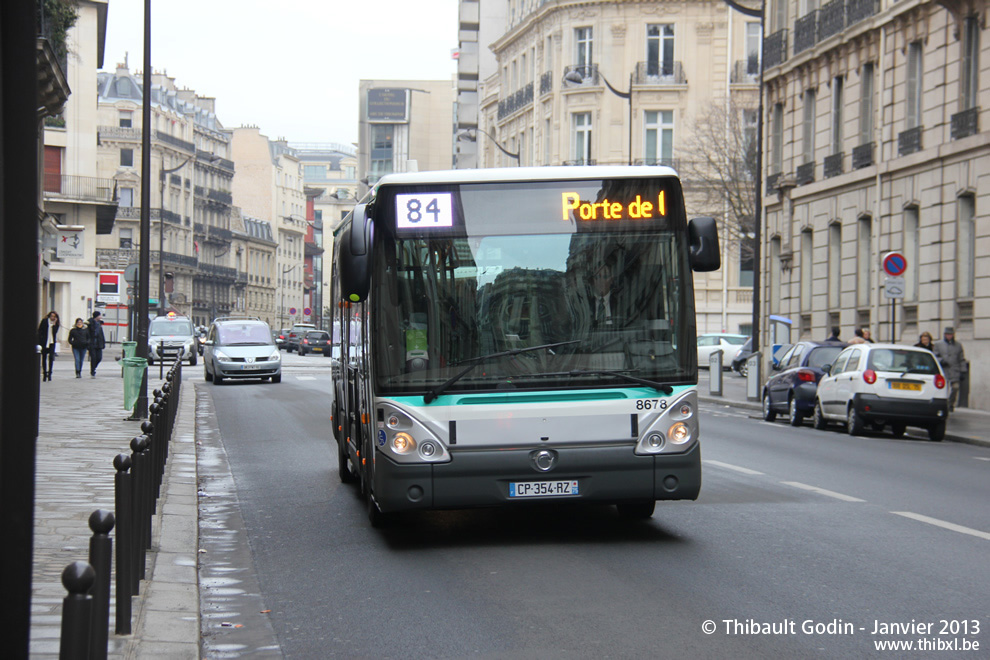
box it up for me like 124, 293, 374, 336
563, 67, 633, 166
463, 128, 520, 164
158, 155, 192, 317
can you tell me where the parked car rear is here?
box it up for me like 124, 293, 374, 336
762, 341, 847, 426
285, 323, 316, 352
298, 330, 331, 356
813, 343, 949, 440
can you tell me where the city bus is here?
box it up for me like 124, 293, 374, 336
330, 166, 719, 525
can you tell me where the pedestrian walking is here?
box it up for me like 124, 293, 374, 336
915, 331, 935, 352
68, 317, 90, 378
933, 327, 967, 412
87, 311, 107, 377
824, 326, 841, 342
37, 311, 60, 381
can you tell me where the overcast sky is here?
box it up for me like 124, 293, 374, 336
102, 0, 459, 145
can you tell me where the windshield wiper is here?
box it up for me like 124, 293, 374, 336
423, 340, 581, 404
524, 369, 674, 395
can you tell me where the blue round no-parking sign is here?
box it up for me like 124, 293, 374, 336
882, 252, 907, 277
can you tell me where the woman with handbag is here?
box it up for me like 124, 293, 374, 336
37, 311, 61, 381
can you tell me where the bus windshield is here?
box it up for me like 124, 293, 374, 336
370, 178, 696, 396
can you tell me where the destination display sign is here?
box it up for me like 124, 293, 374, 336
561, 191, 667, 222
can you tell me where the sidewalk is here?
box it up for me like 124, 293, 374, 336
697, 369, 990, 447
30, 350, 199, 658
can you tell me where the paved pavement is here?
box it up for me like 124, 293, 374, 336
28, 354, 988, 657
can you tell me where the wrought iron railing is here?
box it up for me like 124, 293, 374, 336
497, 82, 534, 119
796, 161, 816, 185
824, 152, 844, 178
794, 11, 819, 55
43, 174, 116, 203
154, 131, 195, 153
540, 71, 553, 95
763, 29, 789, 69
950, 107, 979, 140
634, 61, 686, 85
766, 171, 782, 194
818, 0, 847, 40
898, 126, 923, 156
847, 0, 879, 25
731, 59, 760, 83
98, 126, 141, 141
852, 142, 874, 169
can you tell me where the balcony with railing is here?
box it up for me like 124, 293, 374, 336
154, 130, 195, 153
763, 29, 789, 69
194, 185, 233, 206
951, 107, 979, 140
199, 263, 237, 281
767, 171, 782, 194
794, 11, 819, 55
824, 152, 844, 178
197, 149, 235, 172
818, 0, 847, 40
852, 142, 874, 169
847, 0, 879, 25
540, 71, 553, 96
497, 82, 534, 119
898, 126, 923, 156
796, 161, 816, 185
731, 58, 760, 83
116, 206, 182, 224
152, 251, 199, 268
96, 248, 140, 270
43, 174, 116, 203
633, 61, 687, 85
98, 125, 141, 141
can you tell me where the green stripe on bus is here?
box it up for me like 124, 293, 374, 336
388, 385, 694, 407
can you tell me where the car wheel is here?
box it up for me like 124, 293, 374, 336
271, 374, 281, 383
300, 349, 306, 356
788, 397, 804, 427
214, 373, 224, 385
204, 366, 213, 382
738, 363, 748, 378
847, 406, 865, 436
890, 423, 906, 438
928, 421, 946, 442
616, 500, 656, 519
762, 392, 777, 422
189, 353, 197, 367
813, 401, 827, 430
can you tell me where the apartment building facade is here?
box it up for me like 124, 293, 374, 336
762, 0, 989, 407
472, 0, 764, 335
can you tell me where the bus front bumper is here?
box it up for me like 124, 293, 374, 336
371, 442, 701, 513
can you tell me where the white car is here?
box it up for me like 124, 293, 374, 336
813, 343, 949, 441
697, 333, 749, 369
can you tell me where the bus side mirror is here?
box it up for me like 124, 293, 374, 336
339, 204, 373, 303
688, 216, 721, 272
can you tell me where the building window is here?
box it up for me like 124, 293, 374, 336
575, 27, 593, 68
860, 62, 874, 143
644, 110, 674, 166
904, 206, 919, 302
772, 0, 788, 32
746, 22, 762, 76
828, 223, 841, 308
119, 228, 133, 249
800, 229, 813, 311
831, 76, 843, 153
743, 109, 758, 156
119, 111, 133, 128
369, 124, 394, 182
958, 195, 976, 298
857, 216, 872, 308
962, 16, 980, 110
304, 165, 325, 179
769, 236, 781, 313
803, 89, 816, 164
572, 112, 592, 164
906, 42, 923, 129
646, 24, 675, 77
771, 103, 784, 174
120, 148, 134, 167
119, 187, 134, 207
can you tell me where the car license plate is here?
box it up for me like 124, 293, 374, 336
313, 347, 323, 352
243, 364, 260, 370
509, 480, 579, 498
889, 381, 921, 391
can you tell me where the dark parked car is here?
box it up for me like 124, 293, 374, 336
298, 330, 331, 356
731, 340, 792, 377
762, 341, 847, 426
284, 323, 316, 352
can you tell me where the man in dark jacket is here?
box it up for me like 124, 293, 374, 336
933, 326, 967, 411
824, 326, 841, 342
87, 311, 107, 377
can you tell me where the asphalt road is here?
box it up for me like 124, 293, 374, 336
198, 355, 990, 658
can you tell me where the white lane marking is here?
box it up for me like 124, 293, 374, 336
296, 376, 317, 381
703, 460, 765, 476
974, 457, 990, 462
891, 511, 990, 541
781, 481, 866, 502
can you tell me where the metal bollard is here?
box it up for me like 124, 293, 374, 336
59, 561, 95, 660
148, 403, 162, 498
129, 435, 151, 591
113, 454, 132, 634
87, 509, 115, 660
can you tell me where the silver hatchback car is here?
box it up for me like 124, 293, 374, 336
203, 317, 282, 384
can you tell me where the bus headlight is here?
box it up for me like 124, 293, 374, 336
648, 433, 665, 449
419, 441, 437, 458
392, 432, 416, 454
668, 422, 691, 444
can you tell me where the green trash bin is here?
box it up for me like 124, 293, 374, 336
122, 341, 137, 359
122, 357, 148, 411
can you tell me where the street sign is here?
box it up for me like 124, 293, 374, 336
303, 307, 312, 316
289, 307, 297, 315
884, 276, 905, 299
882, 252, 907, 277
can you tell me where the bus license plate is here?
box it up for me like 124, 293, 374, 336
889, 381, 921, 391
509, 480, 579, 498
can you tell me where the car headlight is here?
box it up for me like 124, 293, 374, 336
214, 351, 232, 363
268, 352, 281, 361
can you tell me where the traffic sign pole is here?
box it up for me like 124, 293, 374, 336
881, 253, 908, 342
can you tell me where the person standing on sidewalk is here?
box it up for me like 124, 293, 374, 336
915, 331, 935, 352
68, 317, 90, 378
933, 327, 967, 412
87, 310, 106, 377
37, 311, 60, 381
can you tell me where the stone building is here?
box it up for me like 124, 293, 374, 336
761, 0, 988, 407
469, 0, 764, 336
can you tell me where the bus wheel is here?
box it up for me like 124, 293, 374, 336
338, 439, 357, 484
616, 500, 656, 519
